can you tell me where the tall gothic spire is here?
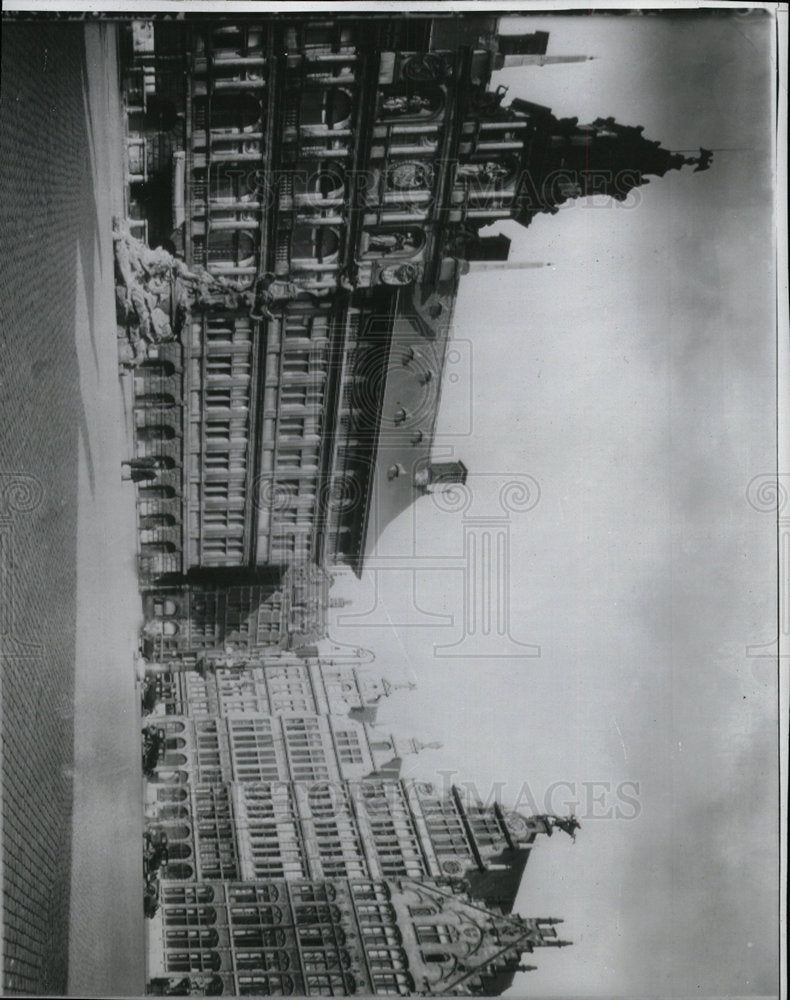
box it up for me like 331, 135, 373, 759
507, 101, 711, 227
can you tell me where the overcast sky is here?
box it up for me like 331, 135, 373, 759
328, 11, 779, 997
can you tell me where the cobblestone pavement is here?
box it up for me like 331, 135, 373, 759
1, 22, 143, 996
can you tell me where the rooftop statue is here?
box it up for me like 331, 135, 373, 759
691, 147, 714, 172
507, 107, 713, 225
535, 813, 581, 841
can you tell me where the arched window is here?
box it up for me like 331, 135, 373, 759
294, 161, 345, 201
208, 165, 258, 205
165, 737, 186, 750
295, 904, 341, 925
162, 861, 193, 880
165, 905, 217, 926
157, 786, 187, 803
301, 950, 352, 972
162, 753, 187, 768
229, 885, 279, 904
164, 885, 215, 904
305, 973, 353, 996
138, 425, 175, 442
232, 925, 287, 949
139, 485, 177, 500
302, 23, 354, 52
290, 225, 340, 264
238, 974, 294, 996
317, 163, 345, 198
167, 843, 192, 862
163, 823, 191, 841
158, 805, 189, 822
166, 928, 218, 949
166, 949, 221, 973
233, 928, 286, 954
141, 513, 177, 530
356, 902, 396, 921
300, 88, 353, 130
367, 948, 408, 972
198, 229, 257, 268
140, 359, 176, 377
136, 393, 176, 409
371, 971, 414, 995
141, 541, 178, 555
154, 770, 188, 785
194, 93, 261, 131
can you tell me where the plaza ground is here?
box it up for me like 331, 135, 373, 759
1, 22, 145, 995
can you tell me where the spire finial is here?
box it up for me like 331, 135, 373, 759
411, 739, 443, 753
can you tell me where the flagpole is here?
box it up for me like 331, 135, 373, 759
465, 261, 552, 273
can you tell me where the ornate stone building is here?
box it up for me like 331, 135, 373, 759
124, 14, 712, 995
142, 639, 578, 995
138, 592, 577, 996
140, 563, 330, 663
146, 877, 570, 997
121, 13, 708, 592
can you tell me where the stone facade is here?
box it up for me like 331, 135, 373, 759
121, 14, 704, 590
141, 644, 577, 995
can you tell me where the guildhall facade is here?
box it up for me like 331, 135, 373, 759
142, 647, 574, 996
121, 13, 710, 996
124, 12, 701, 592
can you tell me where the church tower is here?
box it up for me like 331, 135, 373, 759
504, 100, 712, 228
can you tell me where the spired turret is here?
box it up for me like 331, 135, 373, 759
504, 102, 712, 227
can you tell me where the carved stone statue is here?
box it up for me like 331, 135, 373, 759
549, 814, 581, 840
380, 93, 432, 117
113, 219, 251, 356
249, 271, 331, 320
457, 161, 510, 184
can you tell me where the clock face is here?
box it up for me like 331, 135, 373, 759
379, 263, 417, 286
